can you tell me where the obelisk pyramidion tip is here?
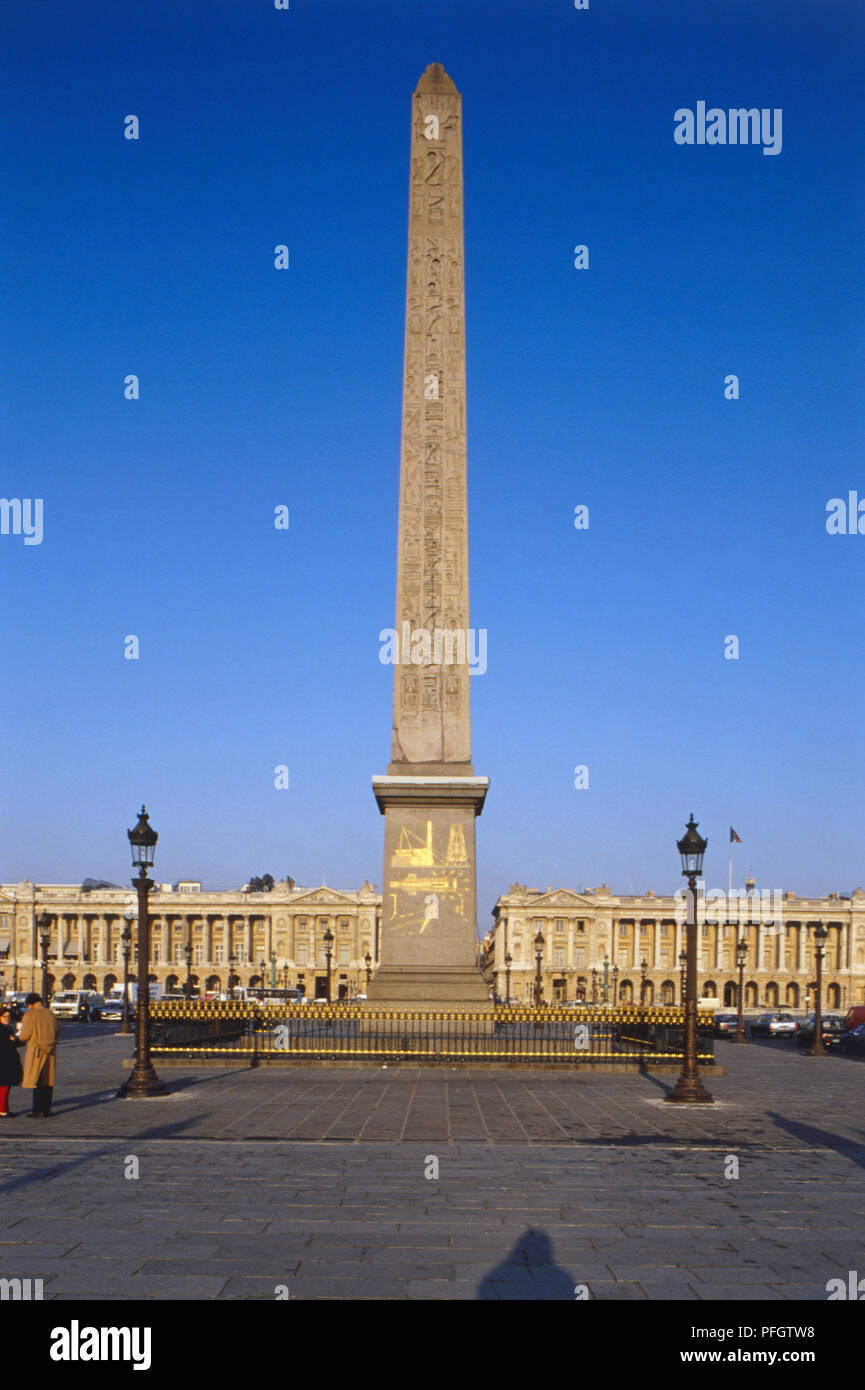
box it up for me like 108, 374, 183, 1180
415, 63, 458, 94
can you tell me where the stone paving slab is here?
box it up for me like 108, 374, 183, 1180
0, 1136, 862, 1300
0, 1029, 861, 1299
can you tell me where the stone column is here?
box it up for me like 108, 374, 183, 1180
801, 922, 812, 978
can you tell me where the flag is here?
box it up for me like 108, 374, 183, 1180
730, 827, 742, 843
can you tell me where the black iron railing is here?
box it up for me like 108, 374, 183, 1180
147, 1002, 715, 1065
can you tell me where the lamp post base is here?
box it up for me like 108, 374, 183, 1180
119, 1065, 168, 1098
665, 1075, 714, 1104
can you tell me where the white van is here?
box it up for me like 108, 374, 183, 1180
51, 990, 105, 1022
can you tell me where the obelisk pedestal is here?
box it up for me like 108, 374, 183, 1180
367, 64, 490, 1009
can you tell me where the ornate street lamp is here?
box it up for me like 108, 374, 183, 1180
591, 967, 598, 1005
602, 953, 610, 1004
120, 910, 134, 1034
259, 958, 266, 1000
639, 957, 648, 1006
810, 923, 829, 1057
184, 941, 194, 1000
732, 937, 748, 1043
504, 951, 513, 1006
612, 963, 619, 1007
324, 927, 334, 1004
269, 950, 277, 989
679, 949, 687, 1007
120, 806, 166, 1098
37, 912, 52, 1004
282, 963, 289, 993
534, 929, 544, 1008
666, 815, 713, 1104
364, 951, 372, 991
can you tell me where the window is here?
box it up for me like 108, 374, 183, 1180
194, 944, 202, 964
555, 919, 565, 934
338, 944, 350, 966
640, 924, 648, 938
554, 947, 565, 967
174, 946, 184, 964
297, 918, 308, 928
214, 945, 223, 963
574, 948, 586, 967
152, 946, 161, 963
339, 918, 350, 931
577, 920, 586, 933
297, 945, 308, 965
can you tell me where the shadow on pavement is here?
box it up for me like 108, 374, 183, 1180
477, 1229, 575, 1299
767, 1111, 865, 1168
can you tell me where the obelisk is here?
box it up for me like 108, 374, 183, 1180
369, 63, 490, 1007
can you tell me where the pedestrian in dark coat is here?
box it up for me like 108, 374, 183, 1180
0, 1006, 24, 1116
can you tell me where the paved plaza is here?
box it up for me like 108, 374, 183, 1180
0, 1027, 863, 1299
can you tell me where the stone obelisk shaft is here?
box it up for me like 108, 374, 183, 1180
391, 62, 471, 774
369, 64, 489, 1008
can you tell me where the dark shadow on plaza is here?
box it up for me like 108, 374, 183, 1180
477, 1229, 575, 1300
767, 1111, 865, 1170
0, 1115, 201, 1195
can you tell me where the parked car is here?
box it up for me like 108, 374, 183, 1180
749, 1011, 798, 1038
713, 1013, 740, 1037
51, 990, 105, 1022
795, 1013, 844, 1049
100, 996, 125, 1021
843, 1004, 865, 1033
839, 1023, 865, 1057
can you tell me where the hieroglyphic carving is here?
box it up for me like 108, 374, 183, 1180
392, 65, 471, 766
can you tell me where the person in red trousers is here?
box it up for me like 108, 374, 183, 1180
0, 1004, 24, 1116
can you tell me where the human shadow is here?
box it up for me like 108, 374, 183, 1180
766, 1111, 865, 1171
477, 1229, 576, 1300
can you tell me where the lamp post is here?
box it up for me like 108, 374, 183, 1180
679, 949, 687, 1007
120, 911, 134, 1034
602, 953, 610, 1005
226, 953, 235, 1001
732, 937, 748, 1043
120, 806, 166, 1098
282, 964, 289, 993
269, 951, 277, 989
259, 959, 266, 1000
364, 951, 372, 992
639, 957, 648, 1006
534, 929, 544, 1008
184, 942, 194, 1001
324, 928, 334, 1004
37, 912, 52, 1005
591, 967, 598, 1005
810, 923, 829, 1056
666, 815, 713, 1104
612, 964, 619, 1007
504, 951, 513, 1006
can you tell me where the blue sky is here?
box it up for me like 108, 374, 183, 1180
2, 0, 864, 924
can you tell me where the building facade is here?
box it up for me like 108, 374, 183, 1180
482, 882, 865, 1012
4, 875, 865, 1013
0, 880, 382, 1002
